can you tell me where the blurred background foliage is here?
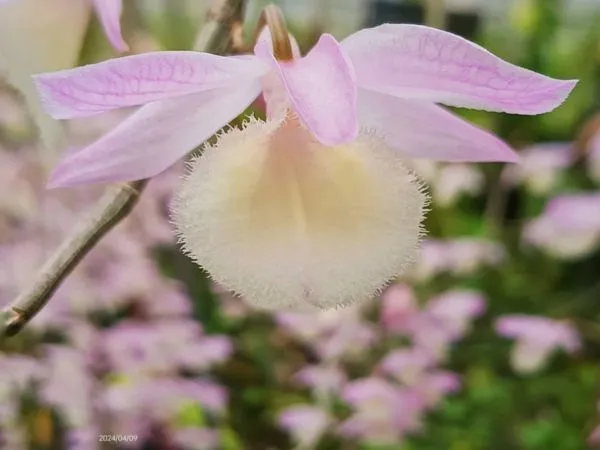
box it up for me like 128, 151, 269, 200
1, 0, 600, 449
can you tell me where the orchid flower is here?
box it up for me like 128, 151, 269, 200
279, 406, 331, 449
33, 13, 576, 310
523, 192, 600, 259
496, 315, 580, 374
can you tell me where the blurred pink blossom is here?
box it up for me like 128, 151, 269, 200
340, 377, 425, 444
425, 290, 486, 340
176, 335, 234, 372
0, 355, 42, 428
276, 307, 376, 360
65, 427, 101, 450
413, 370, 461, 408
0, 122, 230, 447
412, 238, 506, 281
523, 192, 600, 259
407, 160, 484, 206
275, 310, 348, 342
380, 283, 418, 334
384, 289, 485, 361
503, 143, 573, 194
496, 315, 580, 373
433, 163, 485, 206
103, 378, 227, 430
279, 405, 331, 448
319, 317, 377, 361
294, 365, 347, 395
379, 348, 435, 385
40, 345, 95, 428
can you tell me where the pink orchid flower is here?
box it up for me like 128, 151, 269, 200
523, 192, 600, 259
279, 405, 331, 448
33, 24, 576, 310
340, 377, 425, 444
496, 315, 580, 374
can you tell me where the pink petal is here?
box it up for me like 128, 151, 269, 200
34, 52, 267, 119
495, 315, 580, 352
48, 81, 262, 187
91, 0, 128, 53
359, 90, 518, 162
255, 33, 358, 146
343, 24, 577, 114
511, 340, 552, 374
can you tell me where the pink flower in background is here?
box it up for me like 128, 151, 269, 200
176, 335, 233, 371
523, 192, 600, 259
433, 163, 485, 206
412, 238, 506, 281
276, 307, 373, 354
0, 356, 42, 420
0, 94, 233, 449
340, 377, 425, 444
380, 283, 418, 333
495, 315, 580, 374
319, 317, 377, 361
294, 365, 347, 395
33, 23, 575, 310
278, 308, 377, 360
409, 240, 451, 281
40, 345, 95, 429
379, 348, 435, 385
503, 142, 573, 195
385, 290, 486, 361
275, 309, 348, 342
279, 405, 331, 448
413, 370, 461, 408
378, 285, 485, 362
425, 290, 486, 340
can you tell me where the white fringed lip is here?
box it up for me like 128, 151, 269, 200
172, 114, 428, 311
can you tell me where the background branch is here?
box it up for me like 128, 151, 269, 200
0, 0, 246, 339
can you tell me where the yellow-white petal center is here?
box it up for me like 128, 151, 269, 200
172, 115, 427, 311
